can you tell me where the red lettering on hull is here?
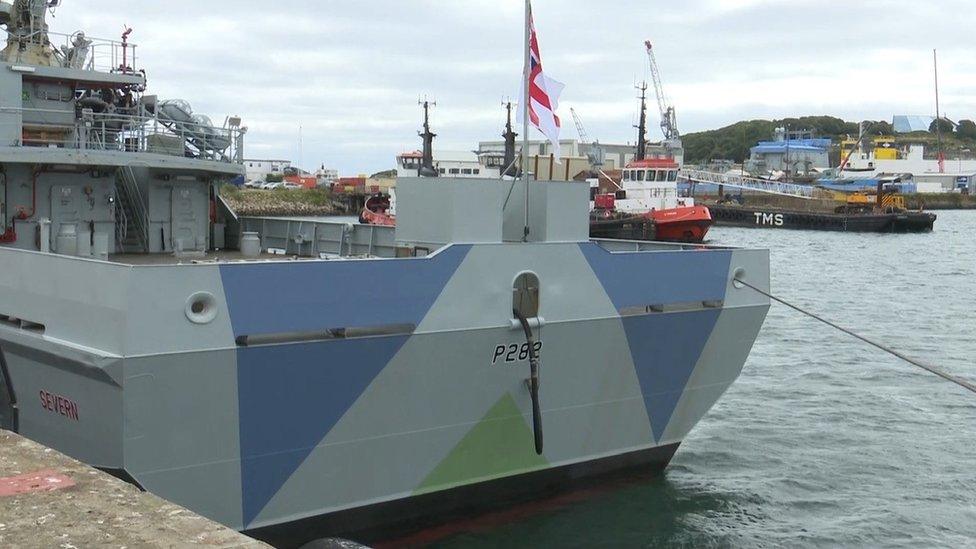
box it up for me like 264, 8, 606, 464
39, 390, 79, 421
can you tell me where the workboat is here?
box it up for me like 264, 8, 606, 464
588, 86, 712, 243
0, 3, 770, 545
597, 157, 713, 242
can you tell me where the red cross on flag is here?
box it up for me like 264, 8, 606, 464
520, 2, 565, 162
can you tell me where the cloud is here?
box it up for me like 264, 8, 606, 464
45, 0, 976, 173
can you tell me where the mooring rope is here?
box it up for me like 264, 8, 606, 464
735, 277, 976, 395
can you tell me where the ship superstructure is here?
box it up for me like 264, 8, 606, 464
0, 0, 245, 256
0, 3, 770, 544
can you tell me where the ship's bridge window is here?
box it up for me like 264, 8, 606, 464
462, 168, 472, 175
668, 170, 677, 181
637, 170, 644, 181
622, 171, 630, 181
473, 169, 480, 175
449, 168, 460, 175
439, 168, 446, 174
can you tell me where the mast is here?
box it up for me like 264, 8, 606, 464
634, 82, 648, 161
503, 101, 519, 178
934, 49, 945, 174
418, 99, 438, 177
521, 0, 531, 241
784, 124, 790, 183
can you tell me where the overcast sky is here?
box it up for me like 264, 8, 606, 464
51, 0, 976, 174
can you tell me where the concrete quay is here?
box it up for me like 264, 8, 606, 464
0, 430, 270, 548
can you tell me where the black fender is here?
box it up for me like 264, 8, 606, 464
0, 343, 18, 432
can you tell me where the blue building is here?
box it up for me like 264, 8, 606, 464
745, 128, 832, 176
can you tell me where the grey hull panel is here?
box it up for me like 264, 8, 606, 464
0, 241, 770, 533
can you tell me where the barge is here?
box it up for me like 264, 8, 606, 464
708, 182, 936, 233
708, 203, 936, 232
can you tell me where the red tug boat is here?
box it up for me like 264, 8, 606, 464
589, 156, 712, 244
587, 66, 711, 244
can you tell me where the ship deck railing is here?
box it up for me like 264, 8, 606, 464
47, 30, 142, 75
1, 107, 244, 163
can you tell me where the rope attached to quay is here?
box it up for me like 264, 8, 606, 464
735, 277, 976, 395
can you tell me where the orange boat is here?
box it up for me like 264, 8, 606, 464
359, 194, 395, 226
648, 204, 712, 242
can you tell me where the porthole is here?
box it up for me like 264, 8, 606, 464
185, 292, 218, 324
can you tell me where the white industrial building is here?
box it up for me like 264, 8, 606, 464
913, 172, 976, 193
477, 139, 683, 171
244, 159, 292, 183
314, 165, 339, 184
845, 145, 976, 179
396, 150, 497, 179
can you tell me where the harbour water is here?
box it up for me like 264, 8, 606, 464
429, 210, 976, 548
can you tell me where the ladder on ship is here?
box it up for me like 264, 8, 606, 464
115, 166, 150, 253
681, 168, 815, 199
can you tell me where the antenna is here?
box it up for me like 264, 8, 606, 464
417, 97, 438, 177
120, 25, 133, 71
501, 99, 520, 178
634, 81, 648, 161
418, 96, 437, 132
934, 49, 945, 174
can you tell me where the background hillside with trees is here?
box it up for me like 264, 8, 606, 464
682, 115, 976, 164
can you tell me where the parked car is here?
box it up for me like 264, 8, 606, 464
261, 181, 283, 190
282, 182, 302, 190
244, 180, 263, 189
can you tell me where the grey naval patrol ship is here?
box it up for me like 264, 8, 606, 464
0, 2, 770, 544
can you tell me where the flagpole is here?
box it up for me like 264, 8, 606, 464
522, 0, 531, 242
